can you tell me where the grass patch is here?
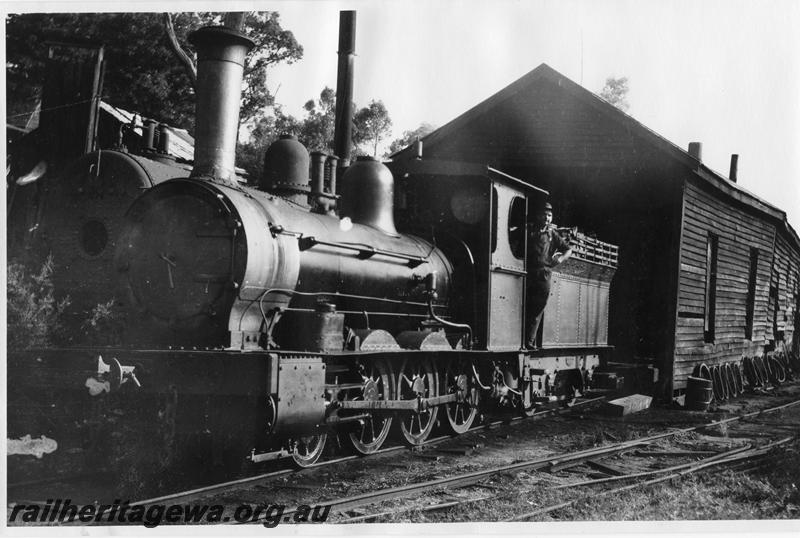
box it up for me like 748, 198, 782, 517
552, 440, 800, 520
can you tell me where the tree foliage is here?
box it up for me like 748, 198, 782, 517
599, 76, 630, 112
236, 86, 361, 180
236, 104, 299, 181
5, 12, 302, 130
298, 87, 337, 153
388, 122, 437, 155
353, 100, 393, 157
7, 256, 126, 348
6, 256, 70, 350
234, 12, 304, 124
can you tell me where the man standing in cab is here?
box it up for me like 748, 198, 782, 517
526, 201, 572, 349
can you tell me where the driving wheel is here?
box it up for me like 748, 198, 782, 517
345, 359, 394, 455
397, 358, 439, 445
443, 359, 479, 434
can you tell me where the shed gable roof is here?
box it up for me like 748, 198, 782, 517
391, 63, 798, 250
394, 63, 694, 168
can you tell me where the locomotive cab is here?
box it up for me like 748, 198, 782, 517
390, 158, 548, 350
390, 157, 618, 409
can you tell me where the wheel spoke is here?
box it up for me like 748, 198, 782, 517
346, 360, 393, 455
291, 434, 326, 468
444, 361, 479, 434
397, 359, 438, 446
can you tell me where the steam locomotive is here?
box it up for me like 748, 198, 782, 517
8, 25, 617, 482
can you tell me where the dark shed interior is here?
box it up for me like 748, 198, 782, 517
392, 64, 697, 368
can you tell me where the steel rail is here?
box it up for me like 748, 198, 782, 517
506, 436, 795, 522
550, 443, 755, 489
250, 439, 654, 523
130, 397, 606, 507
336, 494, 496, 524
240, 396, 800, 524
552, 419, 800, 489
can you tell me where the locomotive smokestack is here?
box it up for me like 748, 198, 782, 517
333, 11, 356, 172
188, 26, 254, 183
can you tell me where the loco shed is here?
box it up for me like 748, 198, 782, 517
391, 64, 800, 399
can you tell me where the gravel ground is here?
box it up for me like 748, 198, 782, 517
9, 380, 800, 527
190, 379, 800, 524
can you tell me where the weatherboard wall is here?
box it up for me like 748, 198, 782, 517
673, 175, 776, 389
773, 230, 800, 354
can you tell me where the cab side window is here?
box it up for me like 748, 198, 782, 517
508, 196, 526, 260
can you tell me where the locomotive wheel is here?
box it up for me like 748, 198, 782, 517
710, 366, 724, 401
779, 353, 795, 381
346, 359, 394, 455
776, 353, 794, 381
396, 358, 439, 445
754, 356, 768, 387
768, 355, 786, 384
722, 363, 735, 399
743, 357, 758, 389
732, 362, 744, 394
443, 360, 480, 435
291, 433, 327, 468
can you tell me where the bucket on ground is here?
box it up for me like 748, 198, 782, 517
685, 376, 713, 411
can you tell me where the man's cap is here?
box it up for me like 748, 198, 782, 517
538, 201, 553, 213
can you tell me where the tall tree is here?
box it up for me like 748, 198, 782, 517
387, 122, 437, 155
235, 87, 350, 180
5, 12, 303, 130
353, 100, 393, 157
235, 12, 303, 124
235, 86, 370, 180
297, 87, 337, 153
599, 76, 630, 112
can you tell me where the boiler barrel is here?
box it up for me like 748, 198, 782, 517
272, 199, 452, 313
117, 178, 452, 348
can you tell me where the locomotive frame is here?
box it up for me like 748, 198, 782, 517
8, 158, 617, 471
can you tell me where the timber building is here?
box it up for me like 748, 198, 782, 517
392, 64, 800, 397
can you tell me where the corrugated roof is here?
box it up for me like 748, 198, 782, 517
99, 101, 195, 161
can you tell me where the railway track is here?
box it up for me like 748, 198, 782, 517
114, 391, 800, 524
253, 396, 800, 524
9, 389, 799, 524
129, 396, 608, 507
5, 396, 607, 508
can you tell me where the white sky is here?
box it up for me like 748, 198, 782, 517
4, 0, 800, 228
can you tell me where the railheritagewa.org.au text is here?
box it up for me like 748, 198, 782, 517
9, 499, 330, 527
